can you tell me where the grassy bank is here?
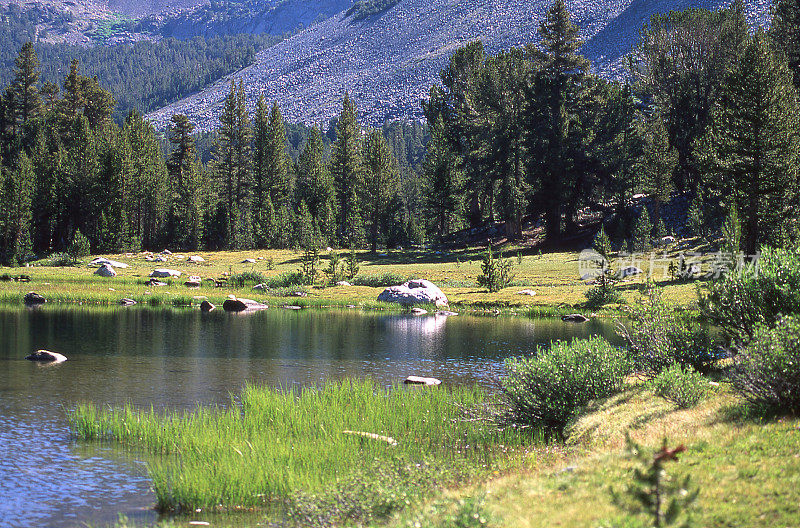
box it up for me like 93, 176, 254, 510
393, 385, 800, 528
1, 246, 703, 313
71, 379, 531, 519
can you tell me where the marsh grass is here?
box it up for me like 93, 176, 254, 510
70, 379, 530, 516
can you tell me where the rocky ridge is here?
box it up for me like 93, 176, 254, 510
146, 0, 772, 131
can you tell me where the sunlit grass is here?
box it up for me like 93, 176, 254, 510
0, 246, 704, 313
70, 379, 532, 514
390, 386, 800, 528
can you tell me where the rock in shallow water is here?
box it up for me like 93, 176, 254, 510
25, 349, 67, 363
223, 297, 268, 312
561, 313, 589, 323
403, 376, 441, 386
23, 292, 45, 305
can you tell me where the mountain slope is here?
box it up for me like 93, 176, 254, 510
146, 0, 771, 131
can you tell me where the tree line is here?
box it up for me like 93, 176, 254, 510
0, 0, 798, 264
424, 0, 799, 256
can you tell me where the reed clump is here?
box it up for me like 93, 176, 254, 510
70, 379, 528, 517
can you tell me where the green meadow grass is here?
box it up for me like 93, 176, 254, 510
70, 379, 531, 516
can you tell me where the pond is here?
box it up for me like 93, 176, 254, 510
0, 307, 619, 528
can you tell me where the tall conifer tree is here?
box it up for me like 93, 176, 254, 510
699, 31, 800, 254
330, 93, 363, 245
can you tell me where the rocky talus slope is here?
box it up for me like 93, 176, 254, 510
146, 0, 771, 131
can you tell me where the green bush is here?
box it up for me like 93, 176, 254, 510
67, 230, 91, 263
46, 252, 74, 267
499, 337, 630, 434
651, 364, 709, 408
267, 271, 308, 288
584, 284, 624, 307
477, 246, 515, 293
729, 316, 800, 413
700, 247, 800, 346
229, 271, 268, 287
352, 272, 413, 287
621, 286, 718, 377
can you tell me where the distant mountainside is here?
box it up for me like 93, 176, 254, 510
145, 0, 354, 39
146, 0, 772, 132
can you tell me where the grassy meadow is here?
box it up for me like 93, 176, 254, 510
84, 380, 800, 528
1, 244, 705, 313
391, 385, 800, 528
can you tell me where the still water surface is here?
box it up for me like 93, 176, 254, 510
0, 307, 618, 528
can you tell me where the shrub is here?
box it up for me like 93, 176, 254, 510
229, 271, 268, 287
67, 230, 91, 263
477, 246, 514, 293
729, 316, 800, 413
499, 337, 629, 434
651, 364, 709, 408
266, 271, 307, 289
585, 284, 625, 308
323, 251, 347, 284
352, 272, 413, 287
46, 252, 74, 267
700, 247, 800, 346
620, 285, 718, 377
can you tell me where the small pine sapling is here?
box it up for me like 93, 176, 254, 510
610, 435, 698, 527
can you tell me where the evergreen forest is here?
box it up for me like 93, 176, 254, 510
0, 0, 798, 265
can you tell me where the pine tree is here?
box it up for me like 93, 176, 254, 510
530, 0, 590, 242
296, 126, 336, 244
233, 81, 253, 249
212, 80, 253, 249
639, 116, 678, 222
362, 129, 400, 252
168, 114, 203, 249
9, 42, 42, 129
30, 127, 55, 253
633, 207, 653, 252
330, 93, 363, 244
253, 94, 270, 246
771, 0, 800, 91
698, 30, 800, 255
2, 152, 34, 264
125, 110, 169, 249
423, 114, 463, 239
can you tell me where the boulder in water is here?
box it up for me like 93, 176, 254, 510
24, 292, 45, 305
403, 376, 441, 386
377, 279, 448, 307
25, 349, 67, 363
561, 313, 589, 323
223, 297, 267, 312
200, 300, 215, 312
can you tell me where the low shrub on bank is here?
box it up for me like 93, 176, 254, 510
729, 316, 800, 414
70, 379, 527, 517
584, 284, 624, 308
651, 363, 709, 409
700, 247, 800, 346
621, 286, 718, 377
351, 272, 415, 287
499, 337, 629, 434
228, 270, 268, 287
